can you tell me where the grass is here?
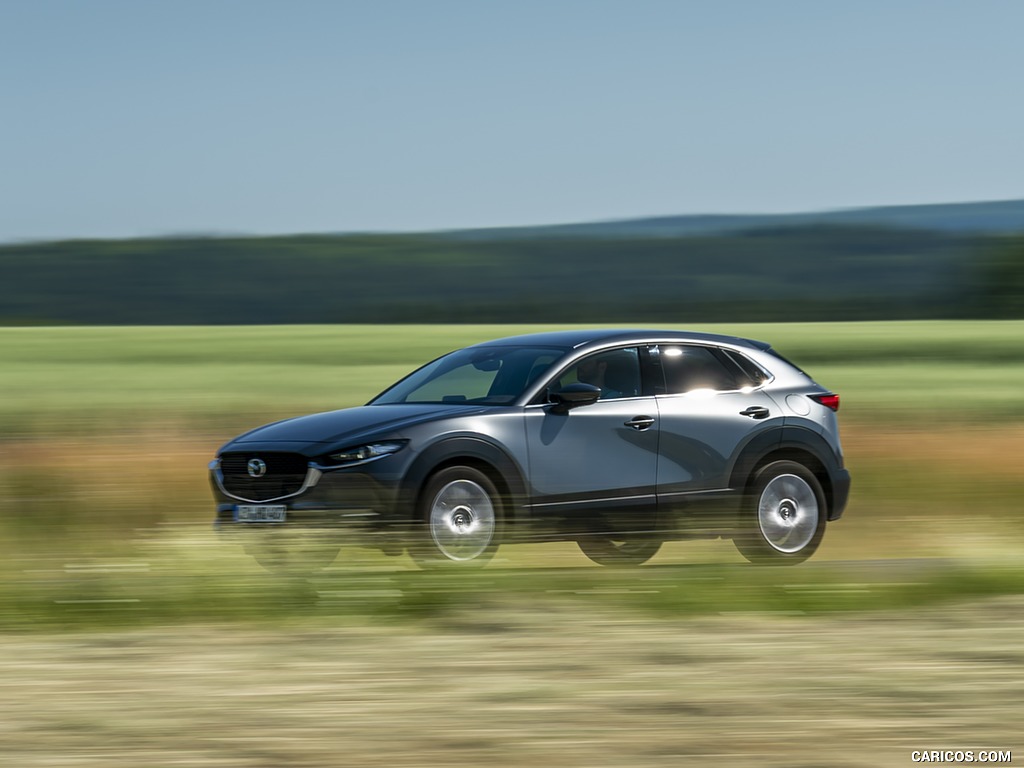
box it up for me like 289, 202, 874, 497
4, 320, 1021, 766
2, 321, 1024, 434
8, 542, 1024, 631
1, 321, 1022, 630
4, 598, 1022, 767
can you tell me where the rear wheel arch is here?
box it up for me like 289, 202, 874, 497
729, 427, 838, 517
749, 448, 831, 510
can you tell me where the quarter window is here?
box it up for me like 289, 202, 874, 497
719, 349, 771, 387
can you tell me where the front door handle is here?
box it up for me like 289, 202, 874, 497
624, 416, 656, 431
740, 406, 770, 420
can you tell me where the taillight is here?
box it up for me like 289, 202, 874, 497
810, 393, 840, 412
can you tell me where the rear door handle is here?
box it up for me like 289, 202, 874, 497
624, 416, 656, 431
739, 406, 770, 420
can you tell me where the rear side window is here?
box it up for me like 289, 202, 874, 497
658, 345, 740, 394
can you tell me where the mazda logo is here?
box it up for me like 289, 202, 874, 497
247, 458, 267, 478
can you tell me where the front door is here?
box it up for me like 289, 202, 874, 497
523, 347, 659, 534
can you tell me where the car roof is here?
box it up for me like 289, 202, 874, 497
470, 329, 770, 352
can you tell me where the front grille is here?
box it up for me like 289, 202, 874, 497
220, 452, 310, 502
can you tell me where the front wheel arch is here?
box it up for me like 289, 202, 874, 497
399, 436, 527, 526
416, 456, 513, 521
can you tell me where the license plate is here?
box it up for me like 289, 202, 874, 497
235, 505, 287, 523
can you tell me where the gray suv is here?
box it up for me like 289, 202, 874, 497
209, 330, 850, 569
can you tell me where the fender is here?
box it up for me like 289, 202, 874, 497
399, 435, 530, 524
728, 425, 849, 520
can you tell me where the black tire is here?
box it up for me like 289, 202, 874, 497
577, 537, 662, 566
733, 460, 827, 565
409, 466, 502, 569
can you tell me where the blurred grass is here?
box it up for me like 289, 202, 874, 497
1, 321, 1022, 629
3, 321, 1024, 434
5, 531, 1024, 631
5, 596, 1023, 767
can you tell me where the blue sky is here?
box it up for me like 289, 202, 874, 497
3, 0, 1023, 241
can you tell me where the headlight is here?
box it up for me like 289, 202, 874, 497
328, 440, 407, 464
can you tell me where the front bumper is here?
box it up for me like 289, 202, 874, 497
209, 464, 399, 530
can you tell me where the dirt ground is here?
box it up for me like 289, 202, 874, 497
1, 597, 1021, 767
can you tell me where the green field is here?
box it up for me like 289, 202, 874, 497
3, 320, 1024, 434
2, 321, 1022, 766
1, 321, 1022, 630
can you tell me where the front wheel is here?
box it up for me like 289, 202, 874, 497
577, 537, 662, 566
409, 466, 502, 569
733, 460, 826, 565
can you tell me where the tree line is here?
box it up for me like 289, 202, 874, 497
1, 225, 1020, 325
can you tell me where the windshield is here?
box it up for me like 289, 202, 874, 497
370, 346, 567, 405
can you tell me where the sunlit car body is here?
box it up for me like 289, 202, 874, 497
209, 330, 850, 568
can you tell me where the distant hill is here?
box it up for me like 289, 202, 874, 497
2, 199, 1022, 325
437, 199, 1024, 240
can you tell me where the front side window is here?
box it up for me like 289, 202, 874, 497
371, 346, 565, 405
548, 347, 642, 400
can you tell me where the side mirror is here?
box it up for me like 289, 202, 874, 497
549, 382, 601, 411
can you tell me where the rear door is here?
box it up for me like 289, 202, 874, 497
651, 344, 780, 499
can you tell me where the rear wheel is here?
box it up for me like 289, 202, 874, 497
409, 466, 502, 569
577, 537, 661, 566
733, 460, 826, 565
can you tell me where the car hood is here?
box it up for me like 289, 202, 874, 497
222, 403, 488, 453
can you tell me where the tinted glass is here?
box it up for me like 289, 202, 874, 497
371, 346, 565, 405
659, 345, 740, 393
720, 348, 771, 387
549, 348, 642, 400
